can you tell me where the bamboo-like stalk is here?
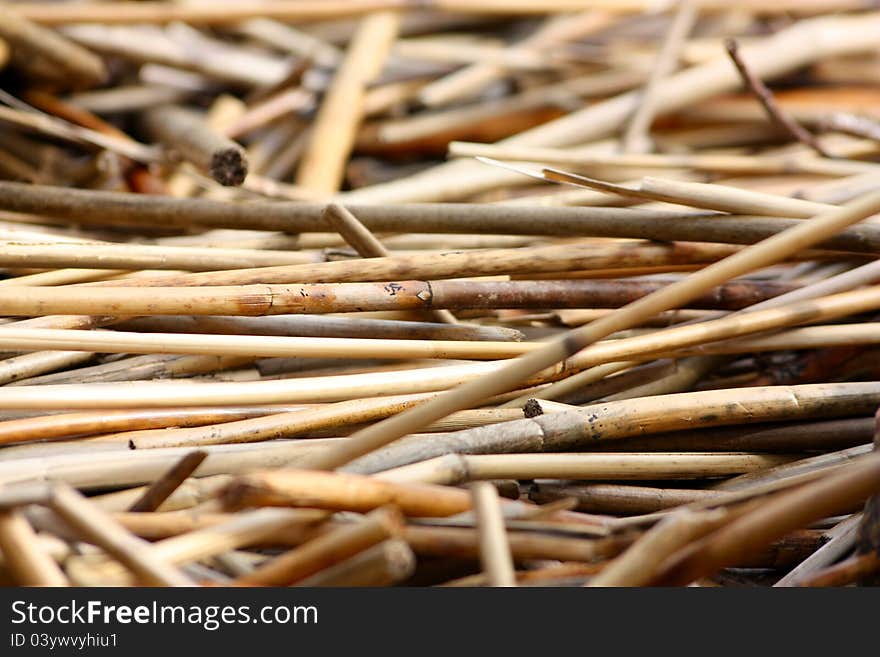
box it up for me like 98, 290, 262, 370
0, 440, 343, 489
294, 538, 415, 587
323, 203, 457, 324
126, 393, 436, 449
652, 451, 880, 585
529, 483, 723, 515
307, 190, 880, 471
49, 483, 194, 586
377, 453, 795, 485
0, 509, 68, 586
470, 481, 516, 587
296, 12, 398, 194
0, 241, 322, 271
237, 506, 403, 586
347, 383, 880, 475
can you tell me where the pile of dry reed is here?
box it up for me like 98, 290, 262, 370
0, 0, 878, 588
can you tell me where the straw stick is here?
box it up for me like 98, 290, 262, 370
221, 468, 472, 517
377, 453, 795, 485
294, 538, 415, 587
529, 483, 722, 516
237, 506, 403, 586
342, 12, 880, 204
622, 1, 697, 153
774, 513, 862, 587
125, 394, 436, 450
725, 38, 829, 157
128, 451, 208, 513
795, 552, 880, 587
116, 314, 523, 342
448, 142, 872, 177
0, 5, 107, 88
542, 168, 832, 217
49, 483, 194, 586
652, 451, 880, 585
8, 182, 880, 253
589, 508, 730, 587
296, 12, 398, 194
347, 383, 880, 475
0, 509, 68, 586
144, 105, 248, 186
470, 481, 516, 587
0, 241, 322, 271
311, 189, 880, 468
323, 203, 457, 324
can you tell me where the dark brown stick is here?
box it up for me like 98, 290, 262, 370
128, 450, 208, 513
725, 38, 829, 157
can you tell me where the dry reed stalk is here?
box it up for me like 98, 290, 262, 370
323, 203, 457, 324
116, 314, 522, 342
128, 450, 208, 512
0, 509, 68, 586
296, 12, 398, 194
774, 513, 863, 587
49, 484, 194, 586
651, 452, 880, 585
470, 481, 516, 587
622, 1, 697, 153
376, 453, 795, 486
307, 190, 880, 471
0, 5, 106, 88
294, 538, 415, 587
346, 383, 880, 475
221, 468, 473, 517
237, 506, 403, 586
795, 552, 880, 587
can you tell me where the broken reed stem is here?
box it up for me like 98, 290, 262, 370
295, 11, 398, 194
470, 481, 516, 587
0, 5, 107, 88
0, 508, 68, 586
48, 484, 194, 586
724, 38, 829, 157
821, 112, 880, 143
128, 450, 208, 512
323, 203, 457, 324
144, 105, 248, 186
622, 0, 697, 153
306, 185, 880, 471
237, 506, 403, 586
